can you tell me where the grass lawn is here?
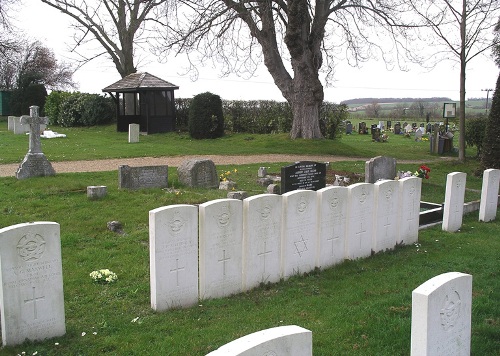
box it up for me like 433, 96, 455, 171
0, 123, 498, 355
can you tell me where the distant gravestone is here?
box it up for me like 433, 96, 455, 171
87, 185, 107, 199
281, 190, 318, 278
242, 194, 282, 291
281, 161, 326, 193
386, 120, 392, 129
415, 130, 423, 141
7, 116, 15, 131
317, 186, 348, 268
359, 121, 367, 134
373, 180, 400, 253
206, 325, 312, 356
365, 156, 397, 183
479, 168, 500, 222
411, 272, 472, 356
346, 183, 374, 260
177, 158, 219, 189
394, 123, 401, 134
0, 222, 66, 346
149, 205, 199, 311
442, 172, 467, 232
199, 199, 243, 299
118, 165, 168, 189
346, 122, 353, 134
398, 177, 422, 245
128, 123, 139, 143
15, 106, 55, 180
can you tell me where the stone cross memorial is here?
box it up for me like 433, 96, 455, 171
411, 272, 472, 356
0, 222, 66, 346
16, 105, 55, 179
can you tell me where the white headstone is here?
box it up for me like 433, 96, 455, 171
128, 123, 140, 143
346, 183, 374, 260
206, 325, 312, 356
317, 186, 348, 268
373, 180, 400, 253
0, 222, 66, 346
199, 199, 243, 299
442, 172, 467, 232
398, 177, 422, 245
411, 272, 472, 356
8, 116, 16, 131
281, 190, 318, 278
479, 168, 500, 222
149, 205, 199, 311
242, 194, 282, 291
13, 116, 30, 134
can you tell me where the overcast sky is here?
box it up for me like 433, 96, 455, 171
17, 1, 499, 103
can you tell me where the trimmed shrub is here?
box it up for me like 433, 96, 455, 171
9, 84, 47, 116
80, 94, 114, 126
481, 73, 500, 170
465, 115, 487, 157
188, 92, 224, 139
320, 103, 348, 140
51, 92, 114, 127
45, 91, 72, 125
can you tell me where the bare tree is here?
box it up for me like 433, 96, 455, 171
0, 0, 21, 57
409, 0, 500, 162
155, 0, 419, 139
365, 101, 381, 119
40, 0, 169, 78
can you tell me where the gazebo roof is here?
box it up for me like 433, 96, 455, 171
102, 72, 179, 93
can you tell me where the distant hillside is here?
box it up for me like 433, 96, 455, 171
341, 97, 452, 105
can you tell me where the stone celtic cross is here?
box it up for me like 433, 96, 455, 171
20, 105, 48, 154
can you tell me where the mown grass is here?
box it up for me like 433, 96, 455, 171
0, 159, 497, 355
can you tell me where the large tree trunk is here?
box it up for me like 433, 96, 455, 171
458, 0, 467, 162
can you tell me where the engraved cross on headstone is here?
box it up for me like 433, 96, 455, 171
20, 106, 48, 154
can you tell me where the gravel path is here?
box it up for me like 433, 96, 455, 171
0, 154, 367, 177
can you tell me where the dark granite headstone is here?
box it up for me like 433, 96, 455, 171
346, 122, 353, 134
281, 161, 326, 193
118, 165, 168, 189
394, 123, 401, 134
359, 122, 367, 134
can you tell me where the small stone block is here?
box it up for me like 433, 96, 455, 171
267, 184, 280, 194
258, 167, 268, 178
87, 186, 107, 199
219, 180, 237, 190
257, 177, 273, 186
227, 191, 248, 200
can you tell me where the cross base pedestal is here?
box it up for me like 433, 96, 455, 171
16, 153, 56, 180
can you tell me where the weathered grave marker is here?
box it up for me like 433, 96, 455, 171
0, 222, 66, 346
118, 165, 168, 189
7, 116, 15, 131
281, 190, 318, 278
149, 205, 199, 310
365, 156, 396, 183
317, 186, 348, 268
442, 172, 467, 232
128, 123, 140, 143
373, 180, 399, 253
177, 158, 219, 188
242, 194, 282, 291
199, 199, 243, 299
479, 168, 500, 222
206, 325, 312, 356
281, 161, 326, 193
411, 272, 472, 356
16, 106, 55, 179
346, 183, 374, 259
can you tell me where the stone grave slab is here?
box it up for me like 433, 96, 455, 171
479, 168, 500, 222
442, 172, 467, 232
242, 194, 282, 291
398, 177, 422, 245
373, 180, 400, 253
317, 186, 348, 268
0, 222, 65, 346
118, 165, 168, 189
281, 161, 326, 193
281, 190, 318, 278
177, 158, 219, 188
206, 325, 312, 356
149, 205, 199, 310
128, 123, 140, 143
365, 156, 397, 183
346, 183, 374, 260
199, 199, 243, 299
411, 272, 472, 356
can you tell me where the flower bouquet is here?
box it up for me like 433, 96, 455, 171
90, 269, 118, 284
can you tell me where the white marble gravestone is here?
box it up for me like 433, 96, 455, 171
317, 186, 348, 268
149, 205, 199, 311
8, 116, 16, 131
398, 177, 422, 245
442, 172, 467, 232
411, 272, 472, 356
206, 325, 312, 356
0, 222, 65, 346
199, 199, 243, 299
128, 123, 140, 143
373, 180, 400, 253
281, 190, 318, 278
242, 194, 282, 291
346, 183, 374, 259
479, 168, 500, 222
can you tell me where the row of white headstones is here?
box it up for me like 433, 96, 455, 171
0, 169, 498, 352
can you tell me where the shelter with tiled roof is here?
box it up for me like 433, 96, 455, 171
102, 72, 179, 134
